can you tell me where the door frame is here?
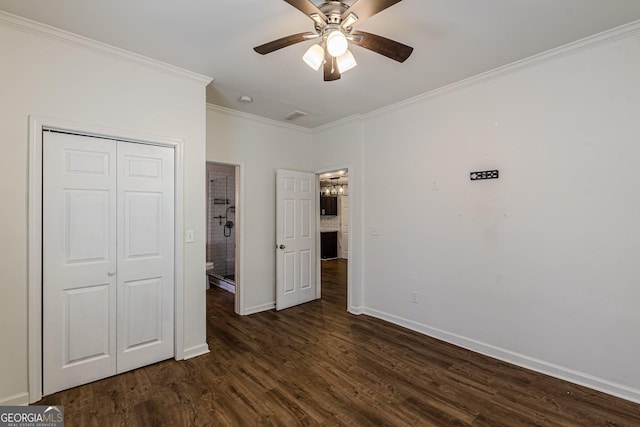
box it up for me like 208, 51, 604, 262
27, 116, 185, 403
315, 165, 353, 310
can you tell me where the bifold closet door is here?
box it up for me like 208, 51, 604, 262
116, 141, 174, 373
43, 131, 174, 395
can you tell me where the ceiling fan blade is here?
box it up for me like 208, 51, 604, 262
283, 0, 328, 22
342, 0, 403, 26
351, 31, 413, 63
324, 54, 341, 81
254, 32, 317, 55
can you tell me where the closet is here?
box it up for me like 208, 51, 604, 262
42, 131, 175, 395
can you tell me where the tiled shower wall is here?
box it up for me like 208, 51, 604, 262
206, 162, 236, 279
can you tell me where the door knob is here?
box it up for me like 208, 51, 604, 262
279, 244, 285, 250
108, 270, 116, 276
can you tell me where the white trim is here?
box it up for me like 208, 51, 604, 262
28, 115, 187, 402
244, 302, 276, 315
0, 11, 212, 85
357, 119, 366, 311
363, 307, 640, 405
363, 19, 640, 123
348, 306, 364, 315
315, 176, 322, 300
311, 114, 363, 132
27, 118, 43, 404
0, 392, 30, 406
236, 163, 245, 316
182, 344, 210, 360
206, 104, 311, 134
173, 140, 186, 361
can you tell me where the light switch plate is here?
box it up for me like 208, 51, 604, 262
185, 229, 195, 243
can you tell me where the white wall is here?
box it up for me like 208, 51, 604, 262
312, 120, 364, 311
0, 13, 210, 404
352, 30, 640, 401
206, 106, 312, 313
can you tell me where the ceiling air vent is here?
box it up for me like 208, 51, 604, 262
283, 110, 308, 121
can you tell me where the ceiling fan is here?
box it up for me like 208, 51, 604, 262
254, 0, 413, 81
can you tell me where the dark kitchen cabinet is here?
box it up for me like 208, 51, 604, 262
321, 232, 338, 259
320, 196, 337, 216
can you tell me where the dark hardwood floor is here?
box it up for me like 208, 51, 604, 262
39, 259, 640, 426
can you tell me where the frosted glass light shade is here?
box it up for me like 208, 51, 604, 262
336, 49, 357, 73
326, 30, 348, 57
303, 44, 324, 70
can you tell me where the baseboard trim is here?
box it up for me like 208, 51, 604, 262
182, 344, 210, 360
0, 392, 29, 406
363, 307, 640, 404
348, 306, 364, 315
244, 302, 275, 315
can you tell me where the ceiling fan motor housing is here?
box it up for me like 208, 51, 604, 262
319, 1, 350, 23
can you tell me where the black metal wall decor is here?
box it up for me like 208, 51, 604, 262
470, 170, 499, 181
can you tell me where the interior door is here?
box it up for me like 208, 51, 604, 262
275, 169, 317, 310
116, 142, 174, 373
43, 132, 118, 394
43, 131, 175, 394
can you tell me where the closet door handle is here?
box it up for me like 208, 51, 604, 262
279, 245, 285, 250
108, 270, 116, 276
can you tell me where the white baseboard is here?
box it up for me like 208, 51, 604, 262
363, 307, 640, 404
182, 344, 210, 360
244, 302, 275, 315
0, 392, 29, 406
348, 306, 364, 315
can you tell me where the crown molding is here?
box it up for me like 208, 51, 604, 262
311, 114, 363, 133
206, 104, 312, 134
0, 11, 212, 85
364, 19, 640, 121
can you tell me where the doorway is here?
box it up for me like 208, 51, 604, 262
206, 162, 239, 298
318, 169, 349, 310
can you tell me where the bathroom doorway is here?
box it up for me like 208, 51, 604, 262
206, 162, 238, 296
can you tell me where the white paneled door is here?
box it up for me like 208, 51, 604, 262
43, 131, 174, 395
275, 169, 317, 310
116, 142, 174, 373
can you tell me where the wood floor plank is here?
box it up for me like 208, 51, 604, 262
37, 259, 640, 426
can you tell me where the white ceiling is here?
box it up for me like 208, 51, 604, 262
2, 0, 640, 128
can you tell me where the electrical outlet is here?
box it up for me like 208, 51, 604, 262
370, 225, 380, 236
410, 291, 419, 304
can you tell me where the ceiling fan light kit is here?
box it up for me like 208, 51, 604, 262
254, 0, 413, 81
303, 43, 325, 70
326, 28, 349, 57
336, 49, 357, 73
